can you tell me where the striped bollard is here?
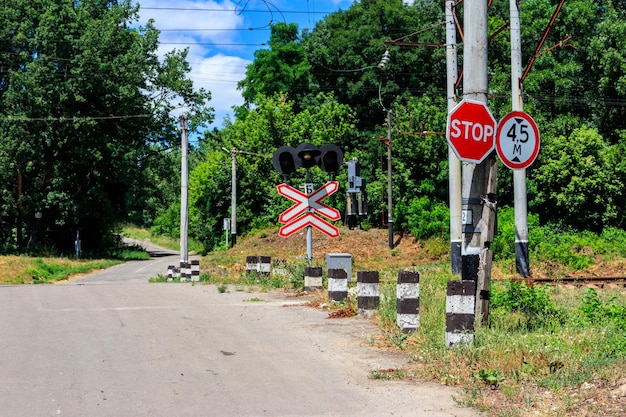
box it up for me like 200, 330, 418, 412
357, 271, 379, 317
445, 280, 476, 347
179, 262, 189, 282
272, 259, 287, 276
328, 268, 348, 302
245, 256, 259, 277
396, 270, 420, 333
304, 266, 323, 291
191, 260, 200, 282
167, 265, 175, 282
174, 267, 181, 281
259, 256, 271, 276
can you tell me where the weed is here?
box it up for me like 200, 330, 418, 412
149, 274, 169, 283
217, 283, 228, 293
389, 331, 409, 349
475, 369, 505, 388
244, 297, 264, 302
368, 368, 406, 380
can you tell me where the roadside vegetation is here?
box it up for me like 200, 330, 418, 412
0, 239, 149, 284
181, 219, 625, 417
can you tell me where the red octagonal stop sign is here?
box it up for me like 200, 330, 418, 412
446, 99, 497, 164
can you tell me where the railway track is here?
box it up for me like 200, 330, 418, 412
509, 276, 626, 287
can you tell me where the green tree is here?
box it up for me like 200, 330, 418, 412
179, 92, 358, 251
302, 0, 446, 132
530, 126, 617, 231
237, 22, 311, 110
0, 0, 212, 253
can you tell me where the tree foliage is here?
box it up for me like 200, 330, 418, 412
0, 0, 212, 253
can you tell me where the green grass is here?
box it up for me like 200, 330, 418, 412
25, 258, 123, 283
377, 271, 626, 416
122, 224, 203, 253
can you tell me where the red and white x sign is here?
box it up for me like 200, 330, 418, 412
277, 181, 340, 238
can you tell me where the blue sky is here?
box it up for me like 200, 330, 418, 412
134, 0, 355, 130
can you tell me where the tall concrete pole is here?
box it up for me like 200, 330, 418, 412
231, 148, 237, 247
446, 0, 462, 274
510, 0, 530, 277
462, 0, 497, 323
387, 110, 394, 249
179, 114, 189, 265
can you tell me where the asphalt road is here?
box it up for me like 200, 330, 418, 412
0, 243, 481, 417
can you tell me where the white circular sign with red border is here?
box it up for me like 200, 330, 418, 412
495, 111, 540, 170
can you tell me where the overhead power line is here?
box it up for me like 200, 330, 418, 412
140, 7, 332, 14
0, 114, 153, 122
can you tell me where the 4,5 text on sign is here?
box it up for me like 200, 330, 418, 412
495, 111, 540, 170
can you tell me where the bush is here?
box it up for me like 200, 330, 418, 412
406, 196, 449, 240
490, 280, 564, 330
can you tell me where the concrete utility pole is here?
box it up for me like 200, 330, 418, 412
462, 0, 497, 323
446, 0, 462, 274
386, 110, 394, 249
230, 148, 237, 247
179, 113, 189, 265
510, 0, 530, 277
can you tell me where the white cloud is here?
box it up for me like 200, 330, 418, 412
191, 54, 250, 127
135, 0, 251, 127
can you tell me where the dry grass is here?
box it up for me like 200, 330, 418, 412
0, 256, 120, 284
203, 226, 626, 417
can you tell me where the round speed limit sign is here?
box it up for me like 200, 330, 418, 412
495, 111, 540, 170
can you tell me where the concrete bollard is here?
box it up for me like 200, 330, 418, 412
357, 271, 379, 317
246, 256, 259, 276
445, 280, 476, 347
258, 256, 271, 276
272, 259, 287, 276
328, 268, 348, 302
304, 266, 323, 291
191, 260, 200, 282
246, 256, 271, 278
396, 270, 420, 333
167, 265, 175, 281
179, 262, 189, 282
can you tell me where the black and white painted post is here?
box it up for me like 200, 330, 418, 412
357, 271, 380, 317
245, 256, 259, 276
191, 260, 200, 282
179, 262, 190, 282
304, 266, 323, 291
396, 270, 420, 333
167, 265, 175, 281
328, 268, 348, 302
272, 259, 287, 277
445, 280, 476, 347
258, 256, 271, 276
246, 256, 271, 278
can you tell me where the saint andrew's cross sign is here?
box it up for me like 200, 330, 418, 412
277, 181, 340, 238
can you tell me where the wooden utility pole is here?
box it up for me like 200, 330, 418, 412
461, 0, 497, 324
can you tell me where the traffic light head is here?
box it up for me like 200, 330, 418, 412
272, 146, 299, 175
318, 144, 344, 172
295, 143, 321, 169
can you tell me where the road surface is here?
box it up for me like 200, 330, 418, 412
0, 242, 481, 417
